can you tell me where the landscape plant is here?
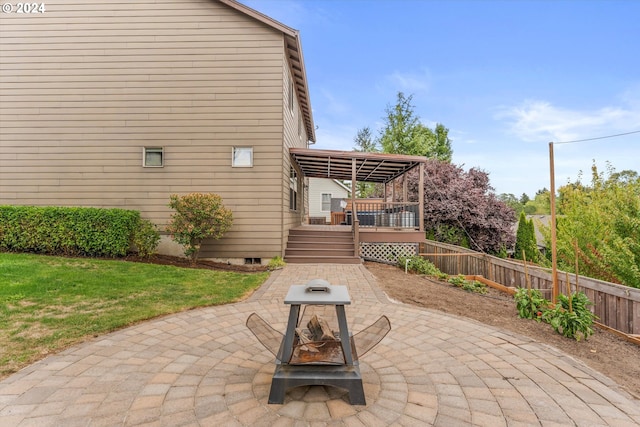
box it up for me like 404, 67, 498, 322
398, 255, 443, 277
448, 274, 487, 294
542, 292, 597, 341
0, 206, 142, 257
514, 288, 549, 322
545, 163, 640, 288
514, 211, 539, 264
166, 193, 233, 265
267, 256, 286, 270
404, 160, 516, 254
132, 218, 161, 258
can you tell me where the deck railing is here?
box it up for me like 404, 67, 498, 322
419, 240, 640, 336
350, 201, 419, 229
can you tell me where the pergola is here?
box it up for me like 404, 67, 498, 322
289, 148, 426, 233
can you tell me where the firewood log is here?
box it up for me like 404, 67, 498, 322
307, 315, 336, 341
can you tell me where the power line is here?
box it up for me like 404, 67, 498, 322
553, 130, 640, 145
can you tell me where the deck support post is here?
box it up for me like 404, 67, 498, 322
351, 158, 360, 256
419, 162, 425, 232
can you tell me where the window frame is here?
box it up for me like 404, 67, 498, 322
143, 147, 164, 168
289, 167, 298, 211
232, 146, 253, 168
321, 193, 331, 212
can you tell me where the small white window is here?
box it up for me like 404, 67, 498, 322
143, 147, 164, 167
232, 147, 253, 167
321, 193, 331, 211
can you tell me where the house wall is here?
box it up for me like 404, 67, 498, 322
0, 0, 309, 262
280, 63, 309, 253
308, 178, 350, 222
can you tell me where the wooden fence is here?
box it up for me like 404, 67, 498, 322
419, 240, 640, 336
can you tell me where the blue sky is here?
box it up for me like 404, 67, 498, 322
244, 0, 640, 197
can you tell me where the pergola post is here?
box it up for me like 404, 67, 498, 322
351, 158, 359, 255
419, 162, 424, 232
403, 174, 408, 202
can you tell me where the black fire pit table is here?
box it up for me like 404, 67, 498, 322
268, 279, 366, 405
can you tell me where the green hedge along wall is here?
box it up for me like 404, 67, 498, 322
0, 206, 156, 257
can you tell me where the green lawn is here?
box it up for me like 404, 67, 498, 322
0, 252, 269, 378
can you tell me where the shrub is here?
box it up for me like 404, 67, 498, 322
267, 256, 286, 270
133, 219, 160, 258
0, 206, 141, 257
397, 255, 442, 276
514, 288, 549, 322
448, 274, 487, 294
542, 292, 597, 341
166, 193, 233, 264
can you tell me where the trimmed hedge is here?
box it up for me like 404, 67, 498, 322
0, 206, 145, 257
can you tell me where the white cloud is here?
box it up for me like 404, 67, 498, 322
320, 89, 350, 116
496, 99, 640, 143
313, 125, 358, 151
386, 68, 432, 93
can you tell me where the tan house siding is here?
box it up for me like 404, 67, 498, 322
0, 0, 313, 261
280, 62, 309, 252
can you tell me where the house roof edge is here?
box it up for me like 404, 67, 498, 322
218, 0, 316, 142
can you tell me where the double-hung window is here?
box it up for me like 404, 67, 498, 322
321, 193, 331, 212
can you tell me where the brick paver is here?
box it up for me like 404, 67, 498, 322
1, 264, 639, 426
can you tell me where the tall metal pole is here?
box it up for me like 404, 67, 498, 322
549, 142, 559, 303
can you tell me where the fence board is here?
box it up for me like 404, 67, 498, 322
419, 240, 640, 335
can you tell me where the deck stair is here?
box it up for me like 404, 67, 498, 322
284, 227, 361, 264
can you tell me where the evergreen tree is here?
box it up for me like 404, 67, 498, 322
353, 126, 382, 198
353, 126, 377, 153
378, 92, 453, 161
515, 211, 538, 262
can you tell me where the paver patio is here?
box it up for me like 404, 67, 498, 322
1, 264, 639, 426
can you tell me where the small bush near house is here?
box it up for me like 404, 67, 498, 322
267, 256, 286, 270
133, 219, 161, 258
166, 193, 233, 265
0, 206, 148, 257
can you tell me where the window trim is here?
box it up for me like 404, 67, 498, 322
289, 167, 298, 211
143, 147, 164, 168
232, 146, 253, 168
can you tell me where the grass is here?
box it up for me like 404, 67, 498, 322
0, 252, 269, 378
